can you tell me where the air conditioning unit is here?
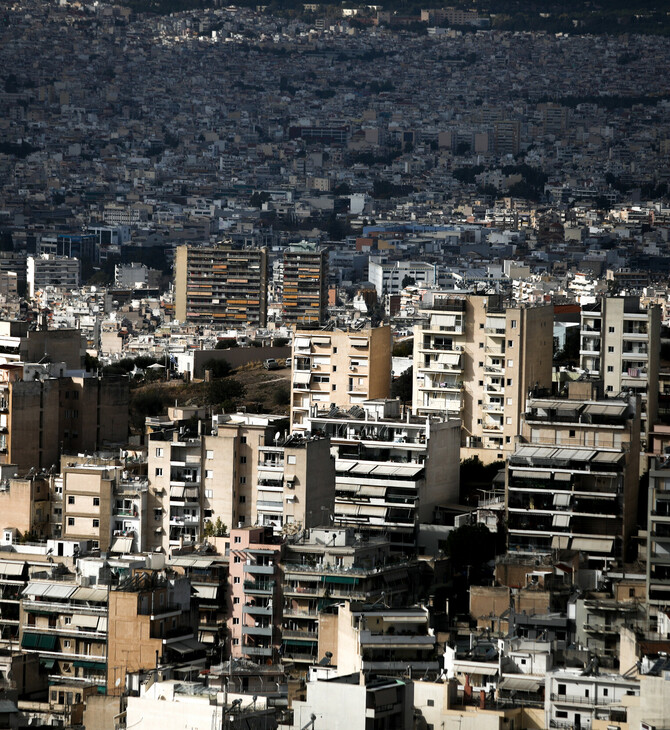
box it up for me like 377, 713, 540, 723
454, 346, 463, 352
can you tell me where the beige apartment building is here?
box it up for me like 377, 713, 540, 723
291, 325, 392, 432
146, 408, 335, 552
413, 294, 553, 462
580, 295, 660, 449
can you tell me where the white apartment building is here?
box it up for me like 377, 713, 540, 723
368, 258, 437, 297
27, 255, 80, 298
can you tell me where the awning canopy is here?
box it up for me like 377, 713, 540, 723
293, 372, 311, 384
583, 403, 627, 417
193, 584, 219, 600
71, 614, 99, 629
71, 586, 108, 603
23, 582, 77, 600
73, 660, 106, 671
294, 337, 311, 349
571, 537, 614, 553
591, 451, 625, 464
0, 561, 24, 577
170, 486, 185, 498
168, 638, 206, 655
498, 677, 542, 692
22, 632, 57, 650
110, 537, 133, 554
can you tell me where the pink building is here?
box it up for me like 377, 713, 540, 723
227, 526, 283, 661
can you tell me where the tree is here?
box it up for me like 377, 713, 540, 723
208, 378, 246, 410
391, 367, 413, 403
203, 358, 232, 379
214, 517, 227, 536
392, 340, 413, 357
401, 275, 415, 289
445, 523, 498, 575
273, 384, 290, 407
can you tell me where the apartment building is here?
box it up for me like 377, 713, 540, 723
281, 528, 420, 669
368, 258, 437, 297
304, 399, 460, 552
580, 296, 661, 448
413, 294, 553, 462
174, 243, 268, 326
27, 255, 80, 298
282, 242, 328, 328
107, 566, 203, 695
646, 457, 670, 612
319, 602, 436, 676
147, 408, 335, 552
0, 364, 129, 473
506, 381, 641, 564
227, 526, 283, 662
291, 325, 392, 432
0, 469, 48, 539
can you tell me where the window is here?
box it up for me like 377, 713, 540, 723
287, 455, 297, 465
607, 365, 613, 372
333, 365, 337, 372
313, 375, 329, 383
479, 380, 484, 386
477, 400, 482, 405
479, 323, 484, 329
234, 556, 241, 563
206, 470, 213, 479
507, 360, 513, 367
507, 378, 512, 386
569, 430, 576, 437
68, 496, 75, 505
233, 617, 240, 624
628, 588, 635, 598
234, 536, 241, 544
233, 598, 240, 605
240, 436, 247, 444
479, 342, 484, 348
333, 347, 337, 354
608, 346, 614, 352
556, 711, 568, 719
204, 509, 212, 518
93, 519, 99, 528
154, 508, 162, 521
607, 385, 614, 392
206, 450, 214, 460
557, 684, 566, 696
506, 436, 511, 443
64, 640, 71, 648
508, 340, 513, 348
332, 384, 337, 391
239, 516, 245, 524
93, 497, 99, 506
233, 577, 240, 585
233, 638, 239, 645
609, 326, 615, 333
603, 688, 609, 696
205, 489, 213, 498
155, 448, 163, 458
239, 477, 246, 485
506, 417, 512, 424
479, 361, 484, 367
239, 496, 246, 503
507, 398, 513, 405
67, 518, 75, 526
511, 319, 517, 328
427, 699, 434, 707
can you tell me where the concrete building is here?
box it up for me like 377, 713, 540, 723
646, 457, 670, 612
318, 602, 436, 677
107, 567, 203, 695
506, 381, 641, 564
0, 322, 83, 368
580, 296, 661, 449
291, 326, 392, 432
413, 294, 553, 462
227, 526, 283, 662
114, 262, 161, 289
282, 242, 328, 328
174, 243, 268, 326
281, 528, 421, 668
26, 255, 80, 299
368, 258, 438, 298
290, 672, 414, 730
304, 399, 460, 552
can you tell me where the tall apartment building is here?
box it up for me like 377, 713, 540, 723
413, 294, 553, 462
146, 408, 335, 552
281, 528, 420, 669
27, 255, 80, 298
646, 457, 670, 613
580, 296, 660, 448
0, 365, 129, 473
174, 244, 268, 326
291, 326, 392, 432
506, 381, 641, 565
305, 399, 460, 552
368, 258, 437, 298
282, 242, 328, 328
227, 526, 283, 662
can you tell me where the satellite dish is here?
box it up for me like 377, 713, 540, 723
115, 678, 121, 687
274, 432, 281, 443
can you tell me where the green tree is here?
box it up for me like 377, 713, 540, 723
208, 378, 246, 410
214, 517, 227, 536
391, 367, 413, 403
203, 358, 232, 379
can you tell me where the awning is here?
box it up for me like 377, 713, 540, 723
170, 486, 185, 498
73, 660, 106, 670
591, 452, 624, 464
485, 316, 504, 329
571, 537, 614, 553
110, 537, 133, 554
499, 677, 541, 692
193, 584, 219, 600
294, 337, 311, 349
551, 535, 570, 549
552, 514, 571, 527
324, 575, 358, 585
312, 336, 331, 345
0, 561, 24, 577
168, 638, 206, 655
71, 615, 99, 629
553, 493, 572, 506
583, 403, 627, 417
22, 632, 57, 650
97, 617, 107, 632
511, 470, 551, 480
23, 582, 77, 600
554, 472, 572, 481
283, 639, 317, 647
185, 486, 198, 500
293, 371, 311, 384
258, 470, 282, 482
40, 658, 55, 669
440, 352, 461, 365
349, 338, 368, 347
71, 587, 108, 603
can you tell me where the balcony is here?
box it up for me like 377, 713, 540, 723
243, 564, 275, 576
282, 629, 318, 641
243, 605, 273, 617
242, 625, 273, 637
243, 646, 273, 657
243, 581, 275, 595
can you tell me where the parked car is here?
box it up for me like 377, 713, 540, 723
263, 358, 279, 370
284, 357, 292, 369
